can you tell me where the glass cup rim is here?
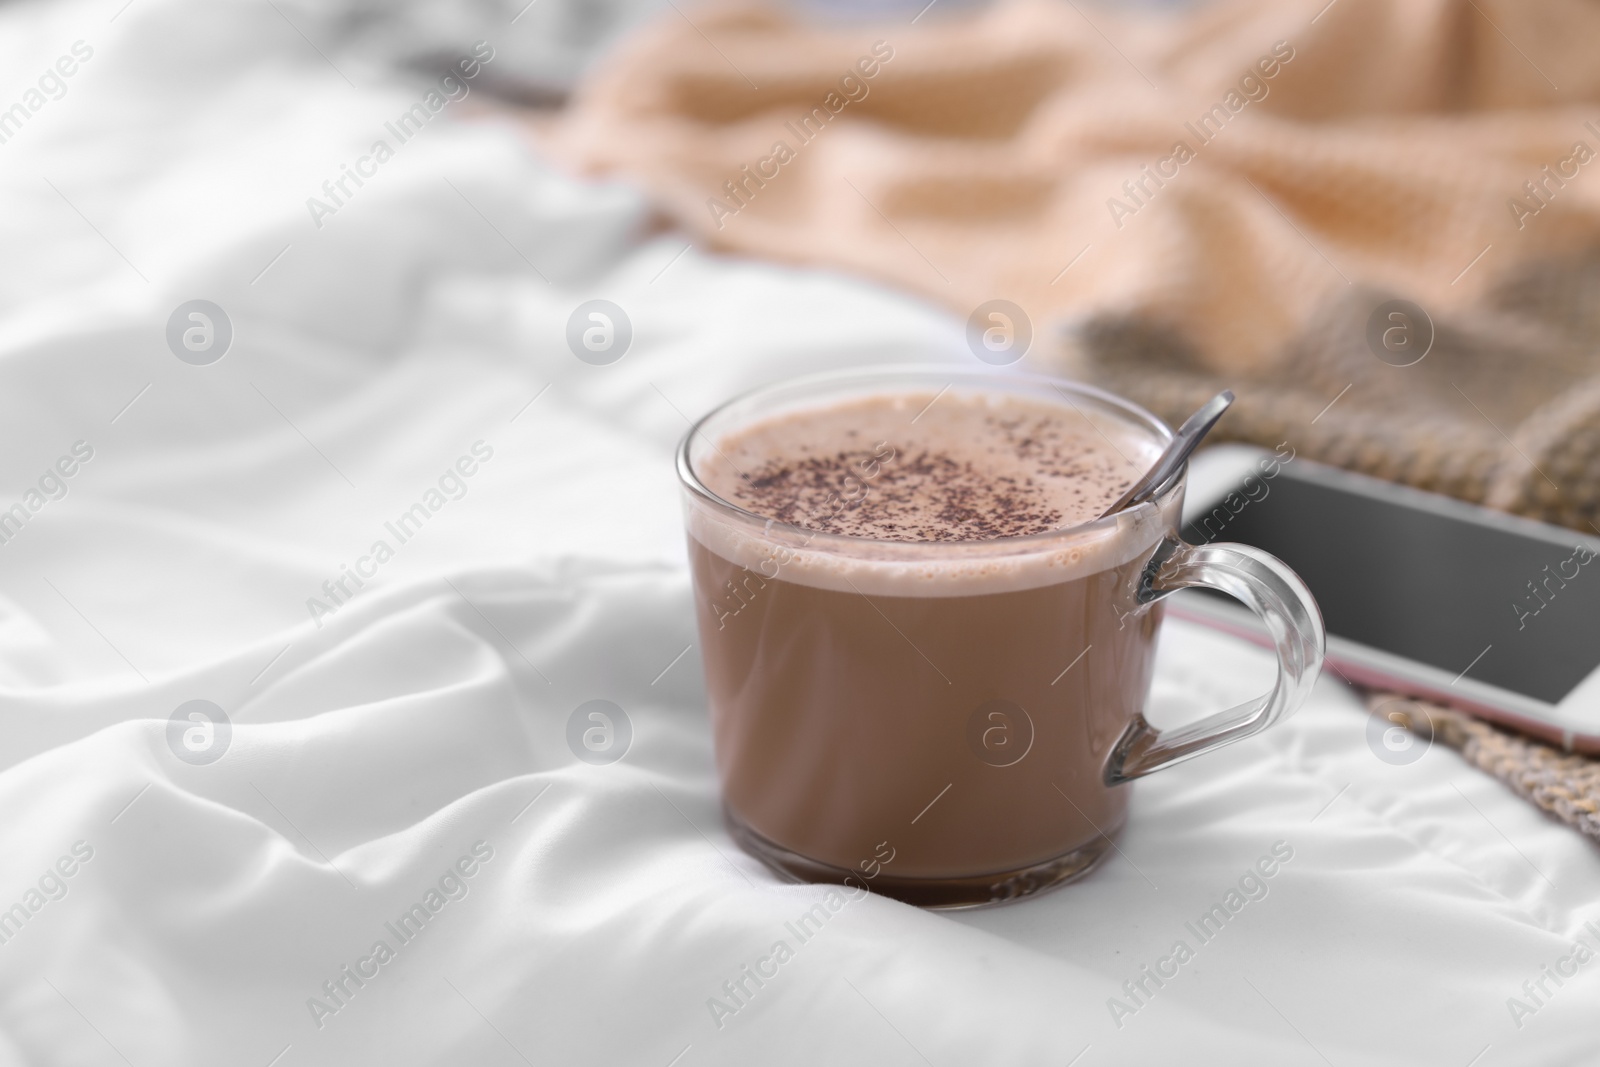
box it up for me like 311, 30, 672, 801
675, 363, 1180, 555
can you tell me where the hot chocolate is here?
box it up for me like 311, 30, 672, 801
686, 389, 1170, 905
679, 370, 1325, 907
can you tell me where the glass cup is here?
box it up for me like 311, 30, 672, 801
677, 366, 1324, 908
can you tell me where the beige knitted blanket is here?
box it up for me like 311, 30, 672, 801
547, 0, 1600, 530
1367, 694, 1600, 840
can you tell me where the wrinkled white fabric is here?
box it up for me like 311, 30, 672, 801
1, 0, 1599, 1064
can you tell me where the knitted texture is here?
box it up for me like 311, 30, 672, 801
547, 0, 1600, 531
1067, 254, 1600, 534
1366, 693, 1600, 840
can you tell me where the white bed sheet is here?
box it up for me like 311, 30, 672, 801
2, 1, 1599, 1064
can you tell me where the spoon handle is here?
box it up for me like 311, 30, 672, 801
1100, 390, 1234, 517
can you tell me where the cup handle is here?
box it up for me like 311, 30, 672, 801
1103, 536, 1326, 785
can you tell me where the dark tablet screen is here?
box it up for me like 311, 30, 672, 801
1183, 467, 1600, 704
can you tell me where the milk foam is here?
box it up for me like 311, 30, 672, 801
688, 390, 1175, 597
702, 391, 1155, 541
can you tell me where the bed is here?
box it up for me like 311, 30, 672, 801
1, 0, 1596, 1063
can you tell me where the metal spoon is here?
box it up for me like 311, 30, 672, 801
1098, 390, 1235, 518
